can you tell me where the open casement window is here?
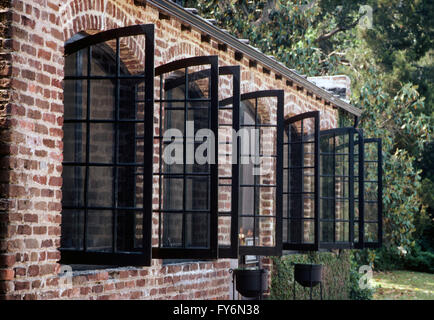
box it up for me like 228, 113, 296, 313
217, 66, 241, 258
319, 127, 363, 249
358, 138, 383, 248
152, 56, 219, 259
282, 111, 320, 251
61, 25, 155, 266
228, 90, 284, 256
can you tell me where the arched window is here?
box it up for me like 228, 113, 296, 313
61, 25, 154, 266
283, 111, 320, 251
236, 90, 284, 256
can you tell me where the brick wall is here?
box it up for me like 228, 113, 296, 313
0, 0, 339, 300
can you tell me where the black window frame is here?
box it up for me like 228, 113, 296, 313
282, 111, 320, 251
152, 56, 220, 259
318, 127, 363, 250
220, 90, 284, 257
217, 66, 241, 259
357, 138, 383, 249
60, 24, 155, 266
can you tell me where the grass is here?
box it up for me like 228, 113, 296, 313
372, 270, 434, 300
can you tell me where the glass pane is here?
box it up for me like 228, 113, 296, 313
301, 220, 314, 243
365, 162, 378, 180
303, 168, 315, 193
258, 186, 276, 216
239, 217, 254, 246
365, 223, 378, 242
64, 80, 87, 120
302, 118, 315, 142
118, 123, 138, 164
88, 167, 113, 207
188, 100, 209, 122
256, 217, 275, 247
65, 48, 88, 77
321, 221, 334, 242
89, 123, 114, 163
185, 213, 209, 248
218, 216, 231, 246
335, 222, 350, 242
91, 42, 117, 76
62, 166, 85, 207
117, 166, 142, 208
336, 199, 350, 221
90, 80, 115, 119
302, 196, 315, 219
185, 176, 209, 210
162, 213, 182, 247
63, 123, 86, 163
187, 65, 210, 99
365, 202, 378, 221
164, 104, 185, 134
239, 186, 255, 215
119, 79, 138, 120
218, 185, 231, 213
162, 177, 183, 210
161, 71, 185, 99
365, 182, 378, 201
61, 209, 84, 250
87, 210, 113, 252
186, 142, 211, 174
117, 210, 143, 252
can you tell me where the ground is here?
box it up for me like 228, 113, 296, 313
372, 270, 434, 300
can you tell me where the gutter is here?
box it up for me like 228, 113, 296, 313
137, 0, 362, 117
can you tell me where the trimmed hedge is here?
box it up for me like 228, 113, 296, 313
270, 250, 372, 300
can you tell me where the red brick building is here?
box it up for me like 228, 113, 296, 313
0, 0, 381, 300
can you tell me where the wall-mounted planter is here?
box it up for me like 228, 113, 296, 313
293, 263, 323, 300
233, 268, 268, 298
294, 263, 323, 287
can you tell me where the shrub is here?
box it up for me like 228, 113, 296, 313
270, 250, 373, 300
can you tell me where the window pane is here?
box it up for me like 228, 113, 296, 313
119, 79, 139, 120
218, 215, 231, 246
188, 66, 210, 99
335, 222, 350, 242
162, 213, 183, 247
87, 210, 113, 252
240, 186, 255, 215
89, 123, 114, 163
62, 166, 85, 207
365, 223, 378, 242
256, 217, 275, 247
88, 167, 113, 207
65, 48, 88, 77
162, 177, 183, 210
61, 209, 84, 250
117, 166, 142, 208
89, 80, 115, 119
239, 217, 254, 246
164, 103, 185, 134
118, 123, 139, 164
117, 210, 143, 252
185, 213, 209, 248
64, 80, 87, 120
63, 123, 86, 163
185, 176, 209, 210
321, 221, 334, 242
91, 42, 117, 76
